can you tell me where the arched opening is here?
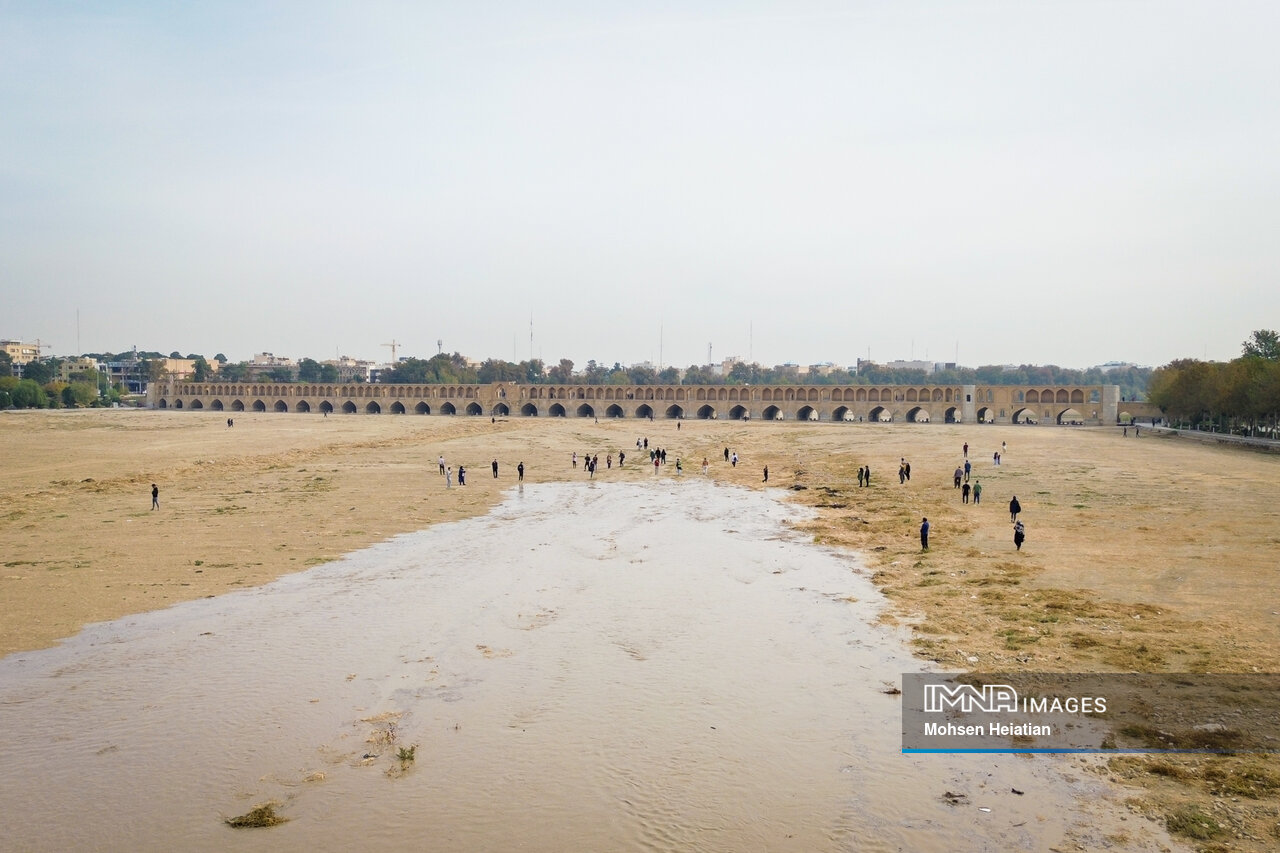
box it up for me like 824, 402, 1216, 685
157, 399, 168, 409
696, 405, 716, 420
521, 403, 538, 416
1057, 407, 1084, 425
274, 400, 288, 413
728, 405, 748, 420
366, 402, 382, 414
416, 402, 431, 415
665, 405, 683, 419
577, 404, 595, 418
319, 401, 334, 414
906, 407, 929, 423
605, 404, 624, 418
948, 407, 964, 423
493, 403, 509, 417
189, 400, 203, 410
466, 402, 483, 416
762, 405, 781, 420
211, 399, 224, 411
797, 406, 817, 421
252, 400, 267, 412
296, 400, 312, 413
869, 406, 890, 422
833, 406, 852, 421
231, 399, 245, 412
440, 402, 457, 415
548, 403, 566, 417
635, 404, 653, 419
1012, 407, 1036, 424
390, 402, 406, 414
342, 401, 357, 414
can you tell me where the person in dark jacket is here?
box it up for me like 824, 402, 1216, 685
1014, 520, 1026, 551
1009, 495, 1021, 522
920, 517, 930, 550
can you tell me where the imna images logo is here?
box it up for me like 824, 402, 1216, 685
923, 683, 1018, 713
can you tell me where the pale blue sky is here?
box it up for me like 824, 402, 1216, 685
3, 2, 1276, 369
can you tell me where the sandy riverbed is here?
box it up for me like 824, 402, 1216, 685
3, 409, 1278, 849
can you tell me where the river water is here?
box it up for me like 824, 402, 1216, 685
0, 481, 1174, 852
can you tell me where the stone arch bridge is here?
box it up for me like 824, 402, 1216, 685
153, 381, 1122, 425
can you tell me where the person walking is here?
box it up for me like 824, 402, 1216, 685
492, 459, 499, 478
572, 452, 577, 469
517, 462, 524, 482
954, 466, 963, 488
899, 461, 906, 484
702, 457, 709, 475
675, 458, 683, 475
458, 465, 467, 486
962, 482, 971, 504
963, 460, 971, 481
438, 456, 446, 476
864, 465, 871, 486
972, 480, 982, 504
446, 466, 453, 488
1013, 520, 1026, 551
857, 467, 865, 488
619, 451, 625, 467
963, 442, 968, 458
731, 452, 738, 468
151, 483, 159, 510
724, 447, 730, 462
905, 461, 911, 481
762, 465, 769, 483
920, 517, 930, 550
1009, 495, 1021, 522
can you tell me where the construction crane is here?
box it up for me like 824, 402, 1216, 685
382, 340, 401, 364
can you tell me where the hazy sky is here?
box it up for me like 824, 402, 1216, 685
3, 2, 1277, 370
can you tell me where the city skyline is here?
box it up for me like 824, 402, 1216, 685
4, 3, 1277, 370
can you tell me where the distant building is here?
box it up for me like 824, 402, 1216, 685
1095, 361, 1144, 373
884, 359, 935, 374
57, 357, 104, 383
322, 356, 375, 383
2, 340, 42, 375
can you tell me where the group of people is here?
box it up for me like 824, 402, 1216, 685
918, 441, 1023, 551
437, 454, 525, 489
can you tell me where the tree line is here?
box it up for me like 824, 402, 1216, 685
1146, 330, 1280, 436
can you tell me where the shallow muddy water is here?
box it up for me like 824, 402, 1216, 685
0, 481, 1174, 852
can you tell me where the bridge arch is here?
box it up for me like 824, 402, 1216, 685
211, 399, 224, 411
976, 406, 992, 423
605, 404, 624, 418
342, 401, 357, 414
635, 404, 653, 419
797, 405, 817, 421
296, 400, 312, 413
521, 403, 538, 416
728, 405, 748, 420
1012, 407, 1036, 424
869, 406, 890, 422
440, 402, 456, 415
416, 402, 431, 414
548, 403, 566, 417
944, 406, 960, 423
696, 405, 716, 419
252, 400, 267, 412
832, 405, 852, 421
1057, 407, 1084, 425
320, 401, 334, 414
466, 402, 483, 416
665, 405, 683, 419
274, 400, 288, 413
390, 401, 405, 414
189, 399, 203, 410
493, 403, 510, 417
366, 401, 382, 414
906, 406, 929, 423
762, 405, 781, 420
577, 403, 595, 418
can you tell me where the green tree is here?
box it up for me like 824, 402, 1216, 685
62, 381, 98, 407
297, 358, 322, 383
318, 363, 340, 383
20, 360, 54, 384
214, 353, 228, 364
547, 359, 575, 384
220, 362, 248, 382
11, 379, 48, 408
1242, 329, 1280, 360
192, 357, 212, 382
657, 366, 681, 384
